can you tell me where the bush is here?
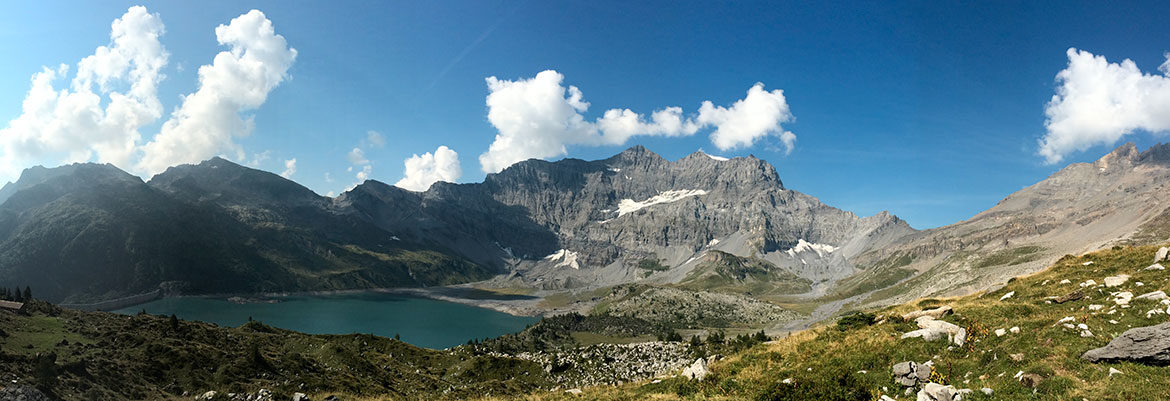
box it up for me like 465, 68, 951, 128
835, 311, 875, 331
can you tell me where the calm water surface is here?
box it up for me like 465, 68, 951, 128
114, 292, 537, 349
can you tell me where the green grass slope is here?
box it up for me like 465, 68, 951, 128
493, 244, 1170, 401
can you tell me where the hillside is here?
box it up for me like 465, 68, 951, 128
847, 143, 1170, 310
0, 160, 491, 304
486, 244, 1170, 400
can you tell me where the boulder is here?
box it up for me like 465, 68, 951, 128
1147, 263, 1166, 271
953, 328, 968, 347
1054, 290, 1083, 304
1136, 291, 1169, 302
1082, 322, 1170, 364
916, 383, 958, 401
681, 358, 708, 381
903, 306, 953, 321
1104, 275, 1130, 287
902, 328, 949, 342
197, 391, 218, 401
1156, 247, 1169, 263
892, 361, 932, 387
999, 291, 1015, 301
292, 393, 310, 401
1115, 292, 1134, 306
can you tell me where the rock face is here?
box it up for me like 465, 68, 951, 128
0, 386, 54, 401
1082, 322, 1170, 364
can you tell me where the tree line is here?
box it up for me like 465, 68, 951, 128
1, 286, 32, 302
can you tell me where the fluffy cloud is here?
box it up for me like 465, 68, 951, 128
279, 158, 296, 178
395, 146, 461, 191
137, 9, 297, 174
1039, 48, 1170, 164
0, 7, 297, 182
477, 70, 795, 173
0, 6, 167, 179
696, 83, 794, 151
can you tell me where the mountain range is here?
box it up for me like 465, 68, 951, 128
1, 144, 1168, 317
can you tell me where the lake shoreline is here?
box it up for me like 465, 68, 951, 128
91, 284, 550, 318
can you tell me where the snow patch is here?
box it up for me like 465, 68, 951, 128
785, 239, 837, 258
609, 167, 622, 172
543, 249, 581, 269
617, 189, 709, 216
707, 238, 721, 247
702, 150, 729, 161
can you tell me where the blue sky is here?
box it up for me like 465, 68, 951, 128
2, 1, 1170, 229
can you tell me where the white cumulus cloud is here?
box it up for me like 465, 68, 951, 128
0, 6, 167, 180
137, 9, 297, 175
477, 70, 796, 173
1039, 48, 1170, 164
395, 145, 461, 191
696, 83, 794, 151
279, 158, 296, 178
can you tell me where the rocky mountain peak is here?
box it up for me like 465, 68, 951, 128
0, 163, 140, 206
1138, 142, 1170, 166
148, 156, 323, 208
1093, 142, 1140, 171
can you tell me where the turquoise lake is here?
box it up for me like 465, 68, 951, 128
114, 292, 538, 349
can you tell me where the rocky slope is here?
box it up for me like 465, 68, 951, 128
368, 146, 915, 296
847, 143, 1170, 308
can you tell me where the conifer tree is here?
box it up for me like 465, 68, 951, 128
23, 286, 31, 301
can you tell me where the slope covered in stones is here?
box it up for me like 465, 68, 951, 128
485, 244, 1170, 400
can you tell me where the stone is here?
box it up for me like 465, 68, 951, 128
1115, 292, 1134, 306
323, 396, 338, 401
903, 328, 949, 342
892, 361, 931, 387
1157, 247, 1169, 263
1009, 353, 1025, 361
995, 328, 1007, 337
953, 328, 968, 347
1019, 373, 1044, 388
1147, 263, 1165, 271
292, 393, 310, 401
197, 391, 218, 401
916, 383, 958, 401
999, 291, 1015, 301
564, 389, 583, 395
1136, 291, 1169, 302
1009, 326, 1020, 334
681, 358, 708, 381
1109, 367, 1123, 377
1082, 322, 1170, 364
903, 306, 953, 321
1054, 290, 1083, 304
981, 387, 994, 395
1089, 304, 1104, 311
1104, 275, 1130, 287
1080, 279, 1098, 288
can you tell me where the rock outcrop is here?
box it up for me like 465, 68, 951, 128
1082, 322, 1170, 364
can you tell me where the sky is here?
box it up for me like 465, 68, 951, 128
2, 1, 1170, 229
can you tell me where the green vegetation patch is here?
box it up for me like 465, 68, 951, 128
973, 245, 1045, 268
